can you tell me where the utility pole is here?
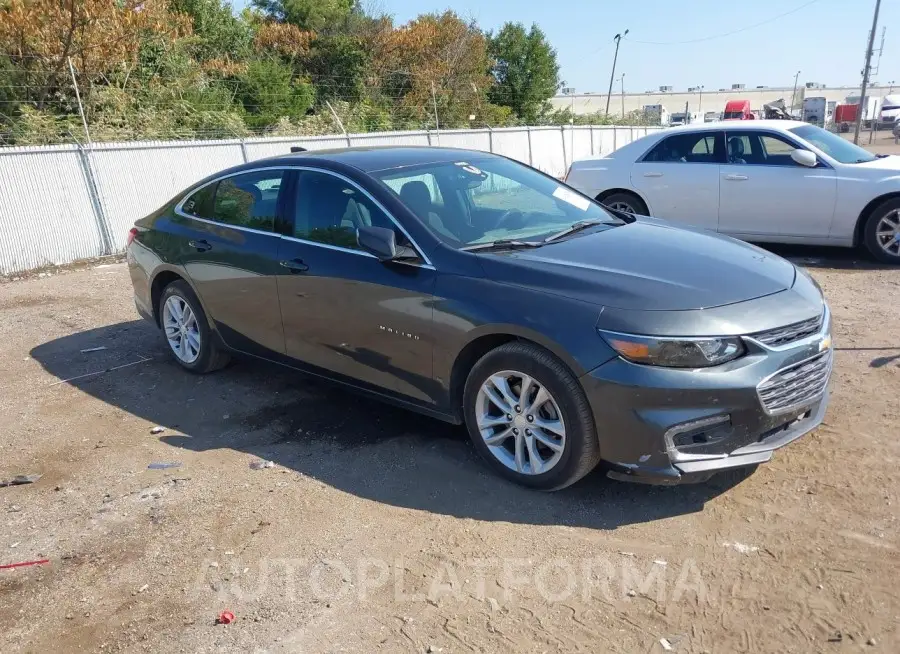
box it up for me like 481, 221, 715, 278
854, 0, 882, 145
605, 30, 628, 116
698, 85, 705, 116
790, 70, 801, 117
889, 80, 896, 94
619, 73, 626, 117
684, 100, 689, 124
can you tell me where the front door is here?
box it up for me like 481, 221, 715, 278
630, 130, 723, 230
276, 169, 438, 404
174, 169, 288, 356
718, 130, 837, 239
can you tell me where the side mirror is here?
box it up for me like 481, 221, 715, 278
357, 225, 418, 261
790, 149, 818, 167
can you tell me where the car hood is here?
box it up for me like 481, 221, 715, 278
852, 155, 900, 171
475, 219, 797, 311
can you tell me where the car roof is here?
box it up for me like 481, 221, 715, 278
265, 145, 502, 173
657, 120, 809, 134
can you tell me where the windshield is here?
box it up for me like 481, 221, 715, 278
788, 124, 877, 163
374, 156, 620, 248
723, 111, 743, 119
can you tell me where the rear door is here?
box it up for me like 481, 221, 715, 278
718, 130, 837, 239
630, 130, 724, 230
175, 168, 288, 356
275, 168, 438, 404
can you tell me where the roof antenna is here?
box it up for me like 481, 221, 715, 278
290, 146, 307, 153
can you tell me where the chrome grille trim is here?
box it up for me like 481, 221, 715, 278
750, 313, 824, 348
757, 351, 832, 415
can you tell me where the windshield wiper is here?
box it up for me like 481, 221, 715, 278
543, 220, 607, 243
460, 239, 543, 252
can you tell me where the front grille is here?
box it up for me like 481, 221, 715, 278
750, 314, 823, 348
757, 351, 832, 414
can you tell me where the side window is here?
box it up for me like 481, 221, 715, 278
212, 170, 285, 232
293, 171, 402, 252
181, 184, 216, 218
726, 132, 803, 166
725, 133, 754, 165
643, 132, 720, 163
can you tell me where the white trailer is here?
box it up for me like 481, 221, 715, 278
642, 104, 669, 126
802, 97, 828, 125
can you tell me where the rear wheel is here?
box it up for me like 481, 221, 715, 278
158, 280, 230, 373
862, 198, 900, 264
462, 342, 601, 490
599, 191, 648, 216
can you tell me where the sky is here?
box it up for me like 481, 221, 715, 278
234, 0, 900, 94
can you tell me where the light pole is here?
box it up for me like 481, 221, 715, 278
618, 73, 626, 117
605, 30, 628, 116
698, 85, 705, 116
790, 70, 801, 117
889, 80, 896, 94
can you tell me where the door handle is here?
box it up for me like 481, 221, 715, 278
280, 258, 309, 273
188, 239, 212, 252
643, 172, 663, 178
724, 174, 749, 181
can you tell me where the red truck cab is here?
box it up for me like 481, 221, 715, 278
723, 100, 755, 120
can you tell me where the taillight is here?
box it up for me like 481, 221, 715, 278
126, 227, 138, 247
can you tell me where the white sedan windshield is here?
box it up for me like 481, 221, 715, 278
375, 157, 620, 248
789, 124, 877, 164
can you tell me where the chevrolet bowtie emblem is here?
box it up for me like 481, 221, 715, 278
819, 335, 832, 352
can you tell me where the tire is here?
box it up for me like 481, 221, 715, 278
462, 341, 601, 491
862, 197, 900, 264
158, 280, 230, 373
600, 191, 648, 216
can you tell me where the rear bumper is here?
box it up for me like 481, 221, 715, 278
580, 313, 833, 485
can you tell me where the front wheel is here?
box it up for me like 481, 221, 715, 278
158, 280, 230, 373
862, 198, 900, 264
462, 342, 601, 490
600, 191, 648, 216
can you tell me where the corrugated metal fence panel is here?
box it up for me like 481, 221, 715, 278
0, 145, 105, 275
528, 127, 567, 177
244, 135, 348, 161
593, 128, 617, 156
490, 128, 531, 164
90, 140, 245, 245
614, 128, 633, 149
437, 129, 491, 153
351, 130, 430, 147
563, 127, 593, 165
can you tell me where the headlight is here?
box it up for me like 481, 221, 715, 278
599, 330, 745, 368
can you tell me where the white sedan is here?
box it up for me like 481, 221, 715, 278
564, 120, 900, 263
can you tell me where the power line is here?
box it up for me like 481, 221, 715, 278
623, 0, 822, 46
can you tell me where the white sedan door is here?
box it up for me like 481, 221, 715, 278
718, 130, 837, 239
630, 130, 723, 230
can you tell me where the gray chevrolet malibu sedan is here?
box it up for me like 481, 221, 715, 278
127, 146, 832, 490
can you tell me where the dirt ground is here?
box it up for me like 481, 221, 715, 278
0, 247, 898, 654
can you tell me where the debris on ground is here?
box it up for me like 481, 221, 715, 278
0, 474, 41, 488
867, 637, 877, 646
217, 610, 235, 625
147, 462, 181, 470
723, 542, 759, 554
7, 505, 22, 512
149, 426, 165, 434
653, 560, 667, 566
659, 637, 674, 651
80, 346, 107, 353
249, 460, 275, 470
0, 558, 50, 570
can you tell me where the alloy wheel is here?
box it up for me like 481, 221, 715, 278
475, 370, 566, 475
607, 201, 634, 213
875, 209, 900, 256
162, 295, 201, 364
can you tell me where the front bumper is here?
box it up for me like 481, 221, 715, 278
580, 311, 833, 485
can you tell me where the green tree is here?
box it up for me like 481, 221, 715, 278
237, 58, 315, 129
488, 23, 559, 124
251, 0, 355, 32
168, 0, 253, 60
305, 34, 368, 103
